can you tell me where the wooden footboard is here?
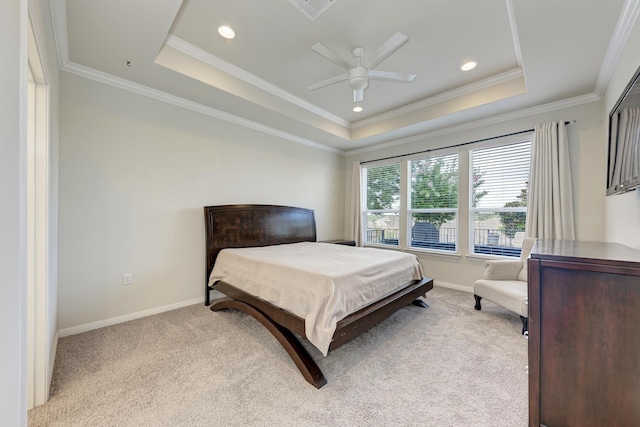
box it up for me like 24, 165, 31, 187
330, 277, 433, 351
210, 297, 327, 388
209, 276, 433, 387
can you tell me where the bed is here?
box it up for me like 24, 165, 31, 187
204, 204, 433, 388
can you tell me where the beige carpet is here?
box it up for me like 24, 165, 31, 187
29, 286, 528, 426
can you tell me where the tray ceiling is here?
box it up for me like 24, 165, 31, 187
55, 0, 630, 152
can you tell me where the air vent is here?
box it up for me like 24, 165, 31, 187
288, 0, 336, 21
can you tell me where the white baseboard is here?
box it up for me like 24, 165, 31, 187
58, 297, 204, 338
57, 283, 470, 338
434, 280, 473, 293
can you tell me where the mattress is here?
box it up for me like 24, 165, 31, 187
208, 242, 424, 355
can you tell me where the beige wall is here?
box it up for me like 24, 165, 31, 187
345, 100, 606, 290
603, 13, 640, 250
57, 73, 345, 331
1, 0, 27, 424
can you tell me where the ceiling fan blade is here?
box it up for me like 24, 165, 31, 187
365, 32, 409, 69
353, 89, 364, 103
307, 73, 349, 90
311, 42, 352, 70
368, 69, 416, 82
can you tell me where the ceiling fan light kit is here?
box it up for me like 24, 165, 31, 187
308, 32, 416, 103
348, 67, 368, 90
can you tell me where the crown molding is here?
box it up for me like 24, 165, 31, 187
351, 0, 528, 132
47, 0, 342, 154
165, 35, 351, 128
351, 68, 524, 129
594, 0, 640, 97
61, 61, 342, 154
46, 0, 610, 158
49, 0, 69, 70
345, 93, 600, 156
505, 0, 525, 71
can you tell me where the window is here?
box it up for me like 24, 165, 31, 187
359, 133, 531, 257
470, 141, 531, 257
409, 154, 459, 252
362, 163, 400, 246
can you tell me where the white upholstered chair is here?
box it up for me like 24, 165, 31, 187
473, 237, 536, 335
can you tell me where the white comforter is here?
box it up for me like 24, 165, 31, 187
208, 242, 424, 356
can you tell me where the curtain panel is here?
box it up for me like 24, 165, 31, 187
526, 121, 575, 240
609, 107, 640, 189
349, 162, 363, 246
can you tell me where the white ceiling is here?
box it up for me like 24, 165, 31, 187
52, 0, 632, 153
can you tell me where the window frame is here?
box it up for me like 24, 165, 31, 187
358, 132, 532, 259
361, 161, 402, 248
407, 152, 460, 254
468, 138, 532, 258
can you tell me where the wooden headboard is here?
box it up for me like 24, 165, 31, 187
203, 204, 317, 288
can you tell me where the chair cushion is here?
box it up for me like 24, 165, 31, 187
473, 279, 528, 317
483, 259, 522, 280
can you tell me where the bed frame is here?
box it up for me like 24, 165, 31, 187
204, 204, 433, 388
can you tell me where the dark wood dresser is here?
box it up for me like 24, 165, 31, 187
528, 240, 640, 427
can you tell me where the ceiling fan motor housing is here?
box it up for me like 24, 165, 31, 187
349, 66, 369, 90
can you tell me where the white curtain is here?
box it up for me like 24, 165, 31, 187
526, 121, 575, 240
348, 162, 363, 246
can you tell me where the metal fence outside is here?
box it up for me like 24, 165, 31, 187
366, 227, 525, 249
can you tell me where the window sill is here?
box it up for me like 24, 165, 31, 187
363, 243, 462, 258
465, 253, 520, 262
405, 247, 462, 259
364, 244, 521, 262
363, 243, 401, 250
363, 244, 461, 259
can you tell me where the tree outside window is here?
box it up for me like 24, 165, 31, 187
498, 186, 527, 238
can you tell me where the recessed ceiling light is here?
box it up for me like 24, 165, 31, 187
461, 61, 477, 71
353, 106, 363, 113
218, 26, 235, 39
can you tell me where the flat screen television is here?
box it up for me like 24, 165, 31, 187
607, 65, 640, 195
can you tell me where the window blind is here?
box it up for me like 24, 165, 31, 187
472, 142, 531, 208
471, 140, 531, 257
408, 153, 459, 252
410, 154, 459, 209
365, 163, 400, 210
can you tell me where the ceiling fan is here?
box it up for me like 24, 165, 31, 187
307, 32, 416, 103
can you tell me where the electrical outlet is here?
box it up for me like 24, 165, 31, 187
123, 273, 132, 285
